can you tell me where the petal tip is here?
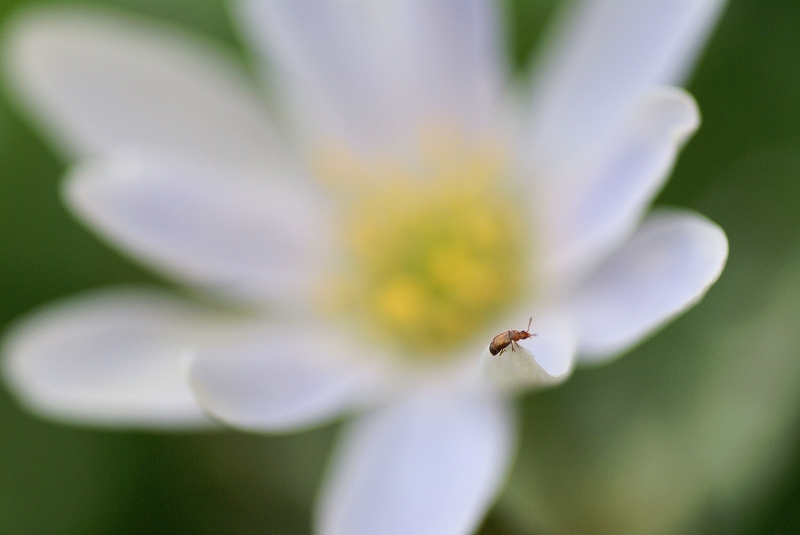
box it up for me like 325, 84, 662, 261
574, 209, 729, 362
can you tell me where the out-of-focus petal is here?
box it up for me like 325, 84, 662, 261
189, 327, 390, 431
316, 388, 514, 535
519, 0, 725, 169
238, 0, 504, 155
536, 87, 700, 285
479, 313, 575, 391
0, 289, 242, 428
571, 210, 728, 361
64, 151, 338, 306
3, 7, 284, 171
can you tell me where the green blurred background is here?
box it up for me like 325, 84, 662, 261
2, 0, 800, 533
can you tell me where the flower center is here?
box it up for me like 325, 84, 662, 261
316, 130, 528, 360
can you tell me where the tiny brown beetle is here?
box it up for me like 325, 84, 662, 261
489, 318, 536, 356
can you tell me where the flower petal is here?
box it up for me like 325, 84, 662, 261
64, 151, 338, 305
238, 0, 504, 154
520, 0, 725, 167
317, 388, 514, 535
480, 313, 575, 391
538, 87, 700, 284
3, 7, 284, 171
188, 327, 389, 431
571, 209, 728, 361
0, 288, 238, 428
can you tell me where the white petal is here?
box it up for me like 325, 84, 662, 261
64, 151, 338, 305
571, 210, 728, 361
538, 87, 700, 284
3, 7, 284, 171
317, 389, 514, 535
189, 327, 389, 432
480, 313, 575, 391
238, 0, 504, 154
521, 0, 725, 166
0, 288, 238, 428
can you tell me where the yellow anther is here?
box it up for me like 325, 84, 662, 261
316, 129, 529, 360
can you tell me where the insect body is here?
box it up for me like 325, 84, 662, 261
489, 318, 536, 356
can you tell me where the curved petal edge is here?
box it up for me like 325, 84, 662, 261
188, 327, 389, 432
316, 388, 515, 535
1, 288, 226, 428
572, 209, 728, 362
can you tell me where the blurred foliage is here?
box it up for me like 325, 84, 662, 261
1, 0, 800, 534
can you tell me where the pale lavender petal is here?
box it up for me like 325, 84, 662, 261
188, 327, 390, 431
571, 210, 728, 361
520, 0, 725, 168
317, 388, 514, 535
536, 87, 700, 285
3, 7, 284, 171
64, 151, 338, 305
238, 0, 504, 154
0, 288, 237, 428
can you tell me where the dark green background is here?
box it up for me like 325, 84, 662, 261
2, 0, 800, 533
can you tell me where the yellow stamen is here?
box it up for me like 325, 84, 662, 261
315, 127, 529, 360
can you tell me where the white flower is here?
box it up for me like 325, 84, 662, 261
1, 1, 728, 534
